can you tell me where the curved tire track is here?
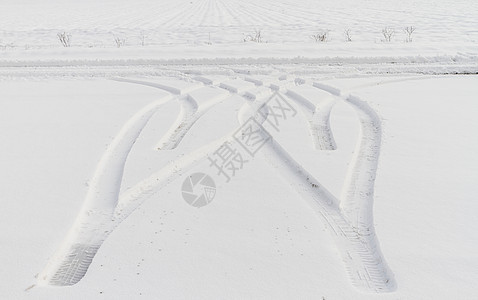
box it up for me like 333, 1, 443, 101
311, 82, 396, 292
37, 95, 174, 286
238, 84, 395, 292
285, 88, 337, 150
38, 75, 395, 293
38, 76, 265, 286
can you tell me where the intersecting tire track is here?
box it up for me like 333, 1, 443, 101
312, 82, 396, 292
38, 75, 265, 287
38, 74, 395, 293
285, 88, 337, 150
112, 77, 206, 150
231, 79, 395, 292
37, 95, 174, 286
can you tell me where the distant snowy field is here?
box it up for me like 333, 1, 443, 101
1, 0, 478, 61
1, 0, 477, 299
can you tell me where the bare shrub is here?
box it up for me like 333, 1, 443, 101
139, 32, 146, 46
206, 32, 212, 45
57, 32, 71, 47
382, 27, 394, 42
114, 36, 126, 48
404, 26, 416, 42
344, 29, 352, 42
0, 41, 15, 50
311, 30, 329, 42
243, 29, 263, 43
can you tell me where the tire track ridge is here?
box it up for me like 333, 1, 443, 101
285, 87, 337, 150
38, 94, 174, 286
311, 82, 396, 292
38, 76, 268, 287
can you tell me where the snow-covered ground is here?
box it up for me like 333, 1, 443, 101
1, 1, 477, 299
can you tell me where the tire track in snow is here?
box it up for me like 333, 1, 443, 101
232, 81, 395, 292
149, 74, 261, 150
244, 91, 394, 292
38, 77, 209, 285
112, 78, 208, 150
38, 74, 395, 293
114, 76, 273, 217
311, 82, 396, 292
37, 94, 174, 286
38, 75, 269, 287
285, 86, 338, 150
38, 76, 227, 286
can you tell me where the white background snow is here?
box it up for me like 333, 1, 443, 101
1, 0, 477, 299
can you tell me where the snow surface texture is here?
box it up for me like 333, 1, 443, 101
1, 0, 478, 299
